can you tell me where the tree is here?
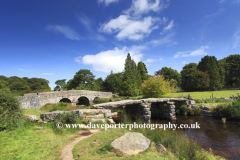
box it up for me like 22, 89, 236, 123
91, 77, 104, 91
186, 70, 210, 91
198, 56, 221, 90
120, 53, 141, 96
7, 76, 31, 95
180, 63, 198, 91
224, 54, 240, 87
67, 69, 95, 90
54, 79, 67, 91
137, 61, 148, 82
142, 75, 175, 98
155, 67, 181, 86
103, 72, 123, 93
0, 89, 22, 131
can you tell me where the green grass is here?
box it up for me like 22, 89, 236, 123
23, 108, 45, 119
72, 128, 178, 160
0, 121, 81, 160
169, 90, 240, 99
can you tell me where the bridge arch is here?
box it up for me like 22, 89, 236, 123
77, 96, 90, 106
59, 98, 71, 103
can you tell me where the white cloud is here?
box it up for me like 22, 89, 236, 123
182, 61, 187, 64
233, 29, 240, 48
74, 56, 82, 63
47, 25, 81, 40
42, 73, 54, 75
148, 33, 176, 46
78, 15, 106, 41
161, 20, 174, 34
99, 15, 159, 40
78, 15, 93, 31
17, 68, 26, 71
124, 0, 164, 16
98, 0, 119, 6
99, 0, 169, 41
174, 46, 209, 58
144, 58, 156, 63
159, 58, 163, 61
76, 47, 143, 73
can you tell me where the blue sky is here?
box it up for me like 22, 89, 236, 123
1, 0, 240, 89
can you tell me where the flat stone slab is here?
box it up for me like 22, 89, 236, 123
93, 98, 188, 109
111, 132, 151, 155
23, 114, 39, 121
40, 109, 83, 122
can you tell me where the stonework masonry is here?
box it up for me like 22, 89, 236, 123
18, 90, 113, 109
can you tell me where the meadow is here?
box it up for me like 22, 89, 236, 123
169, 90, 240, 99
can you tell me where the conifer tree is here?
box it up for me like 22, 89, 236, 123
120, 53, 141, 96
137, 61, 148, 82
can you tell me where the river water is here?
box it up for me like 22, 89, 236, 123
112, 115, 240, 160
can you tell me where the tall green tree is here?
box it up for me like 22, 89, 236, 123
180, 63, 198, 91
186, 70, 210, 91
120, 53, 141, 96
54, 79, 67, 91
137, 61, 148, 82
224, 54, 240, 87
103, 72, 123, 93
198, 56, 221, 90
155, 67, 181, 86
67, 69, 95, 90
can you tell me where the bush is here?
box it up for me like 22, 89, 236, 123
54, 111, 78, 124
93, 98, 109, 104
142, 75, 176, 98
212, 99, 240, 119
0, 89, 22, 131
180, 105, 189, 116
189, 107, 201, 116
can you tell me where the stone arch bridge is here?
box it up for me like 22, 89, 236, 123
18, 90, 113, 109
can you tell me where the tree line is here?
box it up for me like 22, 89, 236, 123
1, 53, 239, 96
0, 76, 51, 96
156, 54, 240, 91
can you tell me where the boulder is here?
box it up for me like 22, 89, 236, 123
157, 144, 167, 153
103, 110, 112, 118
23, 114, 39, 121
40, 110, 83, 122
108, 118, 115, 124
111, 132, 151, 155
74, 109, 83, 117
112, 112, 118, 116
203, 106, 211, 111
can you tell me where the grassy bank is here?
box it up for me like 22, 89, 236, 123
72, 128, 224, 160
0, 121, 80, 160
169, 90, 240, 99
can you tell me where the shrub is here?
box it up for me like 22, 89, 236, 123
93, 98, 109, 104
142, 75, 176, 98
180, 105, 189, 116
189, 107, 201, 116
0, 89, 22, 131
54, 111, 78, 124
212, 99, 240, 119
